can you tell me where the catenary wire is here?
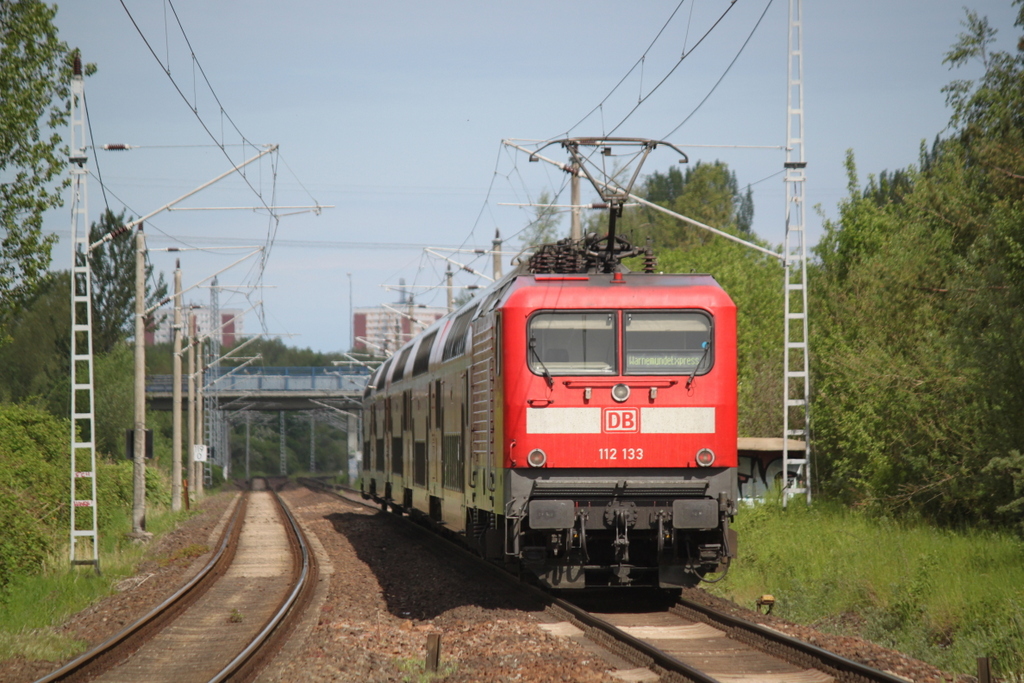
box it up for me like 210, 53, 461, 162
82, 92, 110, 215
562, 0, 688, 136
118, 0, 276, 217
663, 0, 775, 139
604, 0, 740, 136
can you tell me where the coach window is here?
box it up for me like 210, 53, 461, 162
528, 311, 616, 376
624, 311, 712, 375
392, 346, 412, 383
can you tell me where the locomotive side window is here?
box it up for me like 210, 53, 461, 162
624, 311, 712, 375
528, 311, 616, 376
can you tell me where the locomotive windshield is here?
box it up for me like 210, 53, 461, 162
624, 311, 712, 375
528, 311, 616, 375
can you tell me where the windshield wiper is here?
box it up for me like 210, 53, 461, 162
685, 341, 710, 390
529, 337, 554, 389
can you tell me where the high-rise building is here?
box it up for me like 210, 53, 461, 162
352, 304, 446, 355
148, 305, 245, 346
352, 283, 445, 355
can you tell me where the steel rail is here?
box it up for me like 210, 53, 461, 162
301, 477, 916, 683
297, 477, 720, 683
672, 598, 911, 683
34, 493, 249, 683
547, 598, 722, 683
208, 482, 314, 682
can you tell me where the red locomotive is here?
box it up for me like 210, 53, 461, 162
362, 137, 738, 588
362, 240, 738, 589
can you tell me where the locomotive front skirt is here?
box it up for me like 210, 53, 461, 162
362, 270, 738, 589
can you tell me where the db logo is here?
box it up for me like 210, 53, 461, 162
603, 408, 639, 433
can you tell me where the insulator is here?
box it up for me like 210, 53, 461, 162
529, 246, 557, 274
555, 246, 570, 273
544, 249, 557, 273
644, 248, 657, 274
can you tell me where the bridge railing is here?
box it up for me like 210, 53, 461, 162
147, 366, 369, 394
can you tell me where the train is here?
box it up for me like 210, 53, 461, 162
361, 232, 738, 590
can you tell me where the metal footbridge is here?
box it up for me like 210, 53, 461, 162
146, 367, 368, 412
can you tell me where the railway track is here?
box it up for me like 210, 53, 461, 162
36, 479, 316, 683
300, 476, 910, 683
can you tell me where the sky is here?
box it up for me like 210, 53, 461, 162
45, 0, 1021, 354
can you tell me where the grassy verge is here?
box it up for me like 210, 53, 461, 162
708, 495, 1024, 678
0, 501, 198, 662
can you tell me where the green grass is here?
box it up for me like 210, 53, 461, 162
396, 656, 457, 682
0, 501, 199, 662
710, 495, 1024, 678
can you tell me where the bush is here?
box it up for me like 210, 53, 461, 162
0, 402, 170, 599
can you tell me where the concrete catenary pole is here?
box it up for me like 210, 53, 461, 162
309, 413, 316, 474
347, 272, 353, 351
492, 230, 503, 280
187, 314, 195, 499
446, 265, 454, 313
279, 410, 287, 475
171, 261, 183, 511
195, 338, 204, 497
132, 226, 147, 533
570, 163, 581, 241
245, 412, 251, 481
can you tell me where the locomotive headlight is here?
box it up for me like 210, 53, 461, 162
611, 383, 630, 402
527, 448, 548, 468
695, 448, 716, 467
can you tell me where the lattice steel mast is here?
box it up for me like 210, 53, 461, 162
204, 277, 221, 485
68, 54, 100, 571
782, 0, 811, 506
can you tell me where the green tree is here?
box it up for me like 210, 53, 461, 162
0, 2, 84, 340
809, 1, 1024, 524
659, 237, 783, 438
516, 191, 564, 249
0, 271, 68, 405
938, 2, 1024, 524
810, 151, 982, 515
621, 161, 753, 250
147, 337, 357, 374
92, 344, 133, 457
90, 209, 168, 354
0, 267, 145, 457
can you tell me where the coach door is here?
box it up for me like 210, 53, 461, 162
427, 380, 437, 496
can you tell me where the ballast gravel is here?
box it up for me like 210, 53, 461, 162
0, 483, 962, 682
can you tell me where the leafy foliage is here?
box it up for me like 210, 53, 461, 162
516, 190, 564, 249
0, 274, 151, 458
620, 162, 754, 251
0, 271, 69, 405
0, 403, 138, 596
147, 336, 355, 375
90, 210, 168, 354
92, 345, 134, 458
811, 4, 1024, 527
0, 2, 81, 339
228, 410, 351, 477
658, 236, 782, 438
